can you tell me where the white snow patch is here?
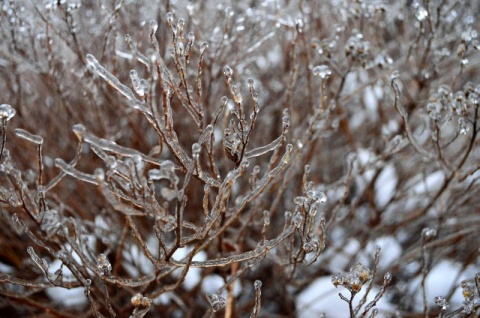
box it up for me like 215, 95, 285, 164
326, 185, 347, 202
409, 259, 464, 311
323, 238, 361, 272
411, 170, 445, 194
46, 286, 87, 307
122, 242, 155, 277
48, 259, 75, 278
382, 119, 400, 138
201, 274, 242, 297
172, 246, 207, 291
375, 164, 397, 208
0, 262, 14, 274
364, 236, 402, 269
153, 292, 173, 305
363, 86, 378, 118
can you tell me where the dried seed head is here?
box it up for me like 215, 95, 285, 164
332, 273, 344, 287
350, 263, 371, 283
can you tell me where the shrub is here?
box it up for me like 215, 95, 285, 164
1, 0, 480, 317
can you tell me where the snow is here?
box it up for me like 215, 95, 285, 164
354, 148, 377, 194
45, 286, 87, 307
374, 164, 397, 209
363, 236, 402, 269
296, 276, 395, 317
409, 259, 464, 311
321, 237, 361, 272
363, 86, 378, 118
48, 259, 75, 278
122, 242, 155, 277
201, 274, 242, 297
172, 246, 207, 290
0, 262, 14, 274
411, 170, 445, 194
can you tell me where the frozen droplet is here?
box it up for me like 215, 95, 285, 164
254, 280, 262, 289
140, 79, 149, 93
160, 160, 174, 172
187, 31, 195, 42
295, 18, 304, 33
434, 296, 449, 311
200, 41, 209, 53
231, 84, 242, 103
131, 293, 143, 306
148, 169, 168, 180
176, 42, 185, 55
0, 104, 16, 122
294, 196, 306, 205
27, 246, 49, 272
422, 227, 437, 239
458, 117, 469, 135
463, 301, 474, 314
129, 69, 137, 78
306, 190, 327, 204
252, 91, 259, 102
263, 210, 270, 226
284, 211, 292, 223
306, 190, 316, 200
224, 6, 234, 17
391, 70, 400, 81
344, 272, 362, 293
71, 124, 86, 141
160, 215, 176, 231
86, 53, 97, 66
192, 143, 201, 157
96, 253, 112, 275
166, 12, 174, 24
247, 78, 254, 88
312, 65, 331, 79
130, 70, 144, 96
384, 272, 392, 284
150, 20, 158, 33
221, 96, 228, 106
176, 18, 185, 33
415, 6, 428, 22
303, 237, 320, 253
206, 293, 226, 312
292, 212, 303, 227
223, 65, 233, 78
94, 168, 105, 182
282, 113, 290, 130
105, 156, 117, 170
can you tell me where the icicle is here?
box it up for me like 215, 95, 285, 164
86, 54, 137, 101
15, 129, 43, 145
245, 135, 283, 159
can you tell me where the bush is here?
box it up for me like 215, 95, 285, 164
1, 0, 480, 317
